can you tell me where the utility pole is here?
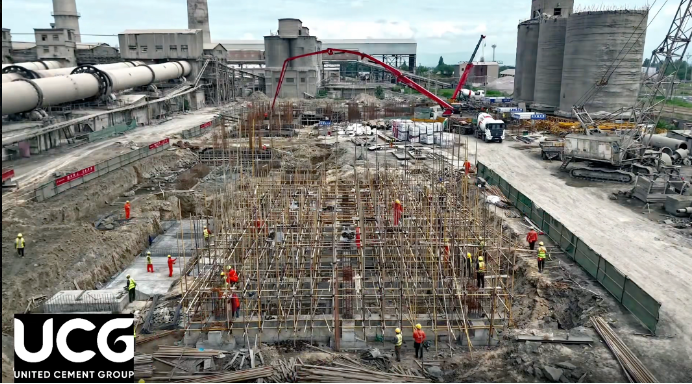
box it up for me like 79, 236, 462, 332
492, 44, 497, 62
686, 54, 691, 82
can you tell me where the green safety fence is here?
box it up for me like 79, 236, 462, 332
476, 162, 661, 333
88, 120, 138, 142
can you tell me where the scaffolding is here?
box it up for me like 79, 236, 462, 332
178, 106, 517, 354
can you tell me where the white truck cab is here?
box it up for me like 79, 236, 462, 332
476, 112, 506, 143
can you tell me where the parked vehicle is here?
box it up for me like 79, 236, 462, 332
476, 113, 506, 143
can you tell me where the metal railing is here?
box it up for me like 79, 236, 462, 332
477, 161, 661, 333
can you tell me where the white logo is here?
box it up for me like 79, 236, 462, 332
14, 317, 134, 364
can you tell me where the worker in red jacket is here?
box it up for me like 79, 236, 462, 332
231, 292, 240, 318
526, 229, 538, 250
413, 324, 426, 360
464, 160, 471, 175
124, 200, 131, 220
167, 255, 177, 277
226, 266, 239, 285
355, 227, 362, 250
393, 199, 403, 226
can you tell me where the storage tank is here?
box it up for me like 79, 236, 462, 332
531, 0, 574, 18
558, 10, 648, 117
264, 36, 291, 68
290, 36, 318, 68
533, 17, 567, 111
514, 20, 539, 103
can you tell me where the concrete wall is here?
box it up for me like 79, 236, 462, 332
10, 47, 38, 63
227, 50, 263, 61
119, 31, 203, 60
558, 10, 648, 116
2, 29, 11, 64
531, 0, 574, 18
76, 45, 120, 64
35, 28, 76, 65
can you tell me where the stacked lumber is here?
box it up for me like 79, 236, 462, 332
175, 367, 274, 383
134, 354, 154, 379
265, 357, 300, 382
591, 317, 658, 383
296, 364, 428, 383
136, 330, 177, 345
486, 185, 510, 204
153, 346, 225, 359
222, 348, 266, 371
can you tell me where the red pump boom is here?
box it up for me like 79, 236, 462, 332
450, 35, 486, 102
271, 48, 454, 115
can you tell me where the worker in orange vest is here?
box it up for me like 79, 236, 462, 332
413, 324, 426, 360
526, 229, 538, 250
393, 199, 403, 226
167, 255, 177, 277
264, 112, 269, 120
124, 200, 131, 220
463, 160, 471, 175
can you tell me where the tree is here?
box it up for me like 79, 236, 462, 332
438, 56, 445, 67
417, 65, 429, 75
399, 63, 409, 71
374, 86, 385, 100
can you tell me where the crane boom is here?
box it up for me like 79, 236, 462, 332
451, 35, 486, 101
270, 48, 453, 115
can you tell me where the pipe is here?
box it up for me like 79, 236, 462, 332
646, 135, 688, 151
2, 61, 191, 115
2, 61, 145, 83
676, 207, 692, 214
9, 61, 65, 71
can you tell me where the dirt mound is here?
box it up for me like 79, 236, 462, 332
353, 93, 382, 106
248, 91, 270, 102
1, 149, 196, 334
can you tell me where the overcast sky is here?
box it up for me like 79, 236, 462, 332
1, 0, 682, 66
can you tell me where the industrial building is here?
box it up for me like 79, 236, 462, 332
514, 0, 649, 116
454, 61, 500, 86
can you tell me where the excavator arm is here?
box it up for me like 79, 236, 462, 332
450, 35, 486, 102
271, 48, 454, 115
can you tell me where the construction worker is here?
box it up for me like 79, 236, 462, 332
226, 266, 239, 285
443, 239, 450, 267
203, 225, 211, 245
476, 256, 486, 289
124, 200, 131, 220
146, 251, 154, 273
537, 241, 548, 273
463, 159, 471, 175
231, 291, 240, 318
466, 252, 473, 276
355, 226, 362, 250
478, 236, 485, 252
15, 233, 25, 257
167, 255, 177, 277
526, 229, 538, 250
264, 112, 269, 120
413, 324, 426, 360
126, 274, 136, 302
393, 199, 403, 226
389, 138, 394, 148
394, 328, 403, 362
219, 271, 226, 286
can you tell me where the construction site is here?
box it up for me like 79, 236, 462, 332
2, 0, 692, 383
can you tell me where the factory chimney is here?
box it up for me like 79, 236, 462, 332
187, 0, 211, 44
52, 0, 81, 42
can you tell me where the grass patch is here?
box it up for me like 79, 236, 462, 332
664, 98, 692, 108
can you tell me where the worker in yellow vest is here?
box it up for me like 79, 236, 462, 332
203, 225, 211, 246
394, 328, 403, 362
146, 251, 154, 273
15, 233, 25, 257
537, 241, 548, 273
476, 256, 486, 289
466, 252, 473, 276
126, 274, 136, 302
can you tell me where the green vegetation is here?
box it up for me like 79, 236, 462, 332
486, 90, 506, 97
437, 89, 454, 98
317, 89, 329, 98
399, 63, 409, 71
656, 119, 676, 131
435, 56, 456, 77
374, 86, 385, 100
642, 58, 692, 81
655, 96, 692, 108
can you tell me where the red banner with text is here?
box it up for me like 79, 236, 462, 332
148, 138, 170, 150
55, 166, 95, 186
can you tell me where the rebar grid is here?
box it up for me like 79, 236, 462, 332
179, 107, 517, 354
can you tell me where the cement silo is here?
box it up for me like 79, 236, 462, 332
558, 10, 648, 116
531, 0, 574, 18
264, 36, 290, 68
532, 17, 567, 112
514, 19, 539, 103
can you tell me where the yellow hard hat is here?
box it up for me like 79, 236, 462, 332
479, 236, 484, 240
220, 272, 225, 276
167, 255, 171, 258
139, 379, 146, 383
395, 328, 401, 333
467, 252, 472, 257
416, 324, 422, 329
126, 200, 130, 203
17, 233, 22, 238
395, 199, 401, 204
539, 241, 544, 246
204, 225, 207, 228
147, 251, 151, 255
227, 266, 232, 270
126, 274, 131, 278
478, 256, 484, 261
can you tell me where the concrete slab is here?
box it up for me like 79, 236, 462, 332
43, 289, 128, 313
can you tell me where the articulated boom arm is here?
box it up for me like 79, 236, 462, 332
271, 48, 453, 115
451, 35, 486, 101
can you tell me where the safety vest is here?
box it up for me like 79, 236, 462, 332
15, 238, 25, 249
146, 255, 152, 265
128, 278, 137, 290
203, 229, 210, 239
538, 247, 547, 260
478, 261, 486, 273
395, 333, 403, 346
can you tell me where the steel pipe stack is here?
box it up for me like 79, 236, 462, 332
2, 61, 145, 83
2, 61, 191, 116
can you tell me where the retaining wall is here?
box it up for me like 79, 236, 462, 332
477, 161, 661, 333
